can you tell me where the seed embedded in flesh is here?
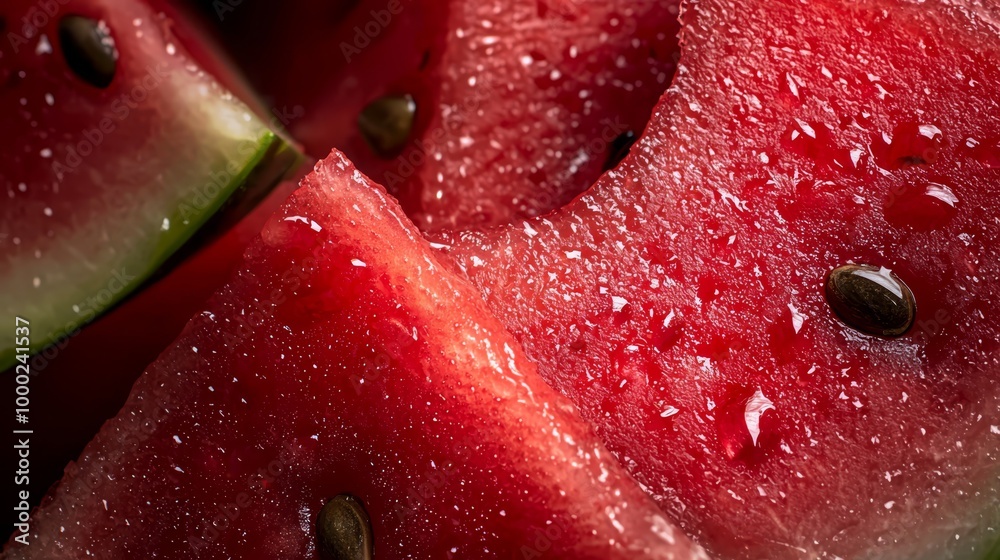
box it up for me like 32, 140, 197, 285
59, 15, 117, 89
358, 94, 417, 158
317, 495, 373, 560
604, 130, 637, 171
824, 264, 916, 338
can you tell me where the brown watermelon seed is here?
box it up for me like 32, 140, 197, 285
316, 495, 374, 560
59, 15, 117, 89
605, 130, 637, 171
825, 264, 915, 338
358, 93, 417, 158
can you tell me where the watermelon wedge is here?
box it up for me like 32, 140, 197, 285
4, 152, 708, 560
213, 0, 681, 230
0, 0, 302, 370
434, 0, 1000, 557
5, 174, 306, 518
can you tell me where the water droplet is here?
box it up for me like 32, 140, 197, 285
781, 119, 860, 171
962, 136, 1000, 167
35, 34, 52, 55
660, 405, 680, 418
744, 389, 775, 446
317, 495, 373, 560
884, 181, 958, 230
825, 264, 915, 337
715, 386, 777, 460
262, 214, 325, 248
871, 122, 943, 169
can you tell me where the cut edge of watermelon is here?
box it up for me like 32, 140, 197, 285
431, 0, 1000, 556
4, 149, 710, 559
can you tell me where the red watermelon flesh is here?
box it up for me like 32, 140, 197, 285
4, 151, 708, 560
434, 0, 1000, 557
207, 0, 448, 215
221, 0, 681, 231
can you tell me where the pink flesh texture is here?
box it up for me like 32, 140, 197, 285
435, 0, 1000, 557
242, 0, 680, 231
3, 152, 708, 560
395, 0, 681, 231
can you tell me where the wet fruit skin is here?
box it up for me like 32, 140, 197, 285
434, 0, 1000, 557
205, 0, 682, 231
3, 152, 708, 560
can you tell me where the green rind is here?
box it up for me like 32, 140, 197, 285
983, 529, 1000, 560
0, 131, 297, 371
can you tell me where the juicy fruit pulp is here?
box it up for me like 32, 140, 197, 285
4, 152, 707, 560
211, 0, 681, 231
0, 0, 300, 369
436, 0, 1000, 557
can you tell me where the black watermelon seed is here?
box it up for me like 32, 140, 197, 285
59, 15, 117, 89
316, 495, 374, 560
358, 94, 417, 158
825, 264, 915, 338
604, 130, 637, 171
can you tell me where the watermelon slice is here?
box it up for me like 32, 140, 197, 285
434, 0, 1000, 557
4, 152, 708, 560
0, 0, 301, 370
212, 0, 681, 230
5, 174, 305, 518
